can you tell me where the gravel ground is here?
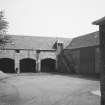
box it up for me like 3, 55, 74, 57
0, 73, 100, 105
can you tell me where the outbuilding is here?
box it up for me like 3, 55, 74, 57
65, 31, 100, 75
0, 35, 70, 73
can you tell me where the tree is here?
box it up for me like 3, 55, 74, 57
0, 10, 10, 47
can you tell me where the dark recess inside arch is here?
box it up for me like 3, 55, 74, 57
20, 58, 36, 73
41, 58, 56, 72
0, 58, 15, 73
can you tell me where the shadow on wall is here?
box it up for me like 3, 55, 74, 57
0, 58, 15, 73
20, 58, 36, 73
41, 58, 56, 72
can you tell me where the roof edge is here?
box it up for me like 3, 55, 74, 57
92, 16, 105, 25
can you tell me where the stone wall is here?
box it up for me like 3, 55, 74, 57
0, 49, 56, 73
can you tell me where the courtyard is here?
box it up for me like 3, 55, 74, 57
0, 73, 100, 105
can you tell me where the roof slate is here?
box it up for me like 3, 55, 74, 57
93, 16, 105, 25
4, 35, 71, 50
66, 31, 99, 49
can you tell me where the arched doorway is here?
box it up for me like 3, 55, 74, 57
20, 58, 36, 73
0, 58, 15, 73
41, 58, 56, 72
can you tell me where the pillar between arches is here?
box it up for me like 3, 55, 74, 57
36, 50, 41, 72
14, 50, 20, 73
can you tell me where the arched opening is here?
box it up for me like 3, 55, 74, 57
20, 58, 36, 73
0, 58, 15, 73
41, 58, 56, 72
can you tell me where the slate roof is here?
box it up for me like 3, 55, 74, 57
4, 35, 71, 50
66, 31, 99, 50
93, 16, 105, 25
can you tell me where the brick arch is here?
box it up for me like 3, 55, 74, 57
20, 58, 36, 73
0, 58, 15, 73
41, 58, 56, 72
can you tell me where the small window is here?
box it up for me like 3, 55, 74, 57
15, 50, 20, 53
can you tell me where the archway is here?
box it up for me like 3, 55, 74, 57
41, 58, 56, 72
0, 58, 15, 73
20, 58, 36, 73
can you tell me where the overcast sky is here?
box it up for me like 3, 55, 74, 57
0, 0, 105, 38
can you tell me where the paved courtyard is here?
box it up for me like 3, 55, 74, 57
0, 73, 100, 105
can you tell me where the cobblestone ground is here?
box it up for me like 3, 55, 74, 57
0, 73, 100, 105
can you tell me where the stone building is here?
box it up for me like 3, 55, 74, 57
64, 31, 100, 75
0, 35, 71, 73
0, 31, 101, 75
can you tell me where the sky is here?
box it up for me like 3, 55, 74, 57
0, 0, 105, 38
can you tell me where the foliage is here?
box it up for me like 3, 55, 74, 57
0, 11, 10, 46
